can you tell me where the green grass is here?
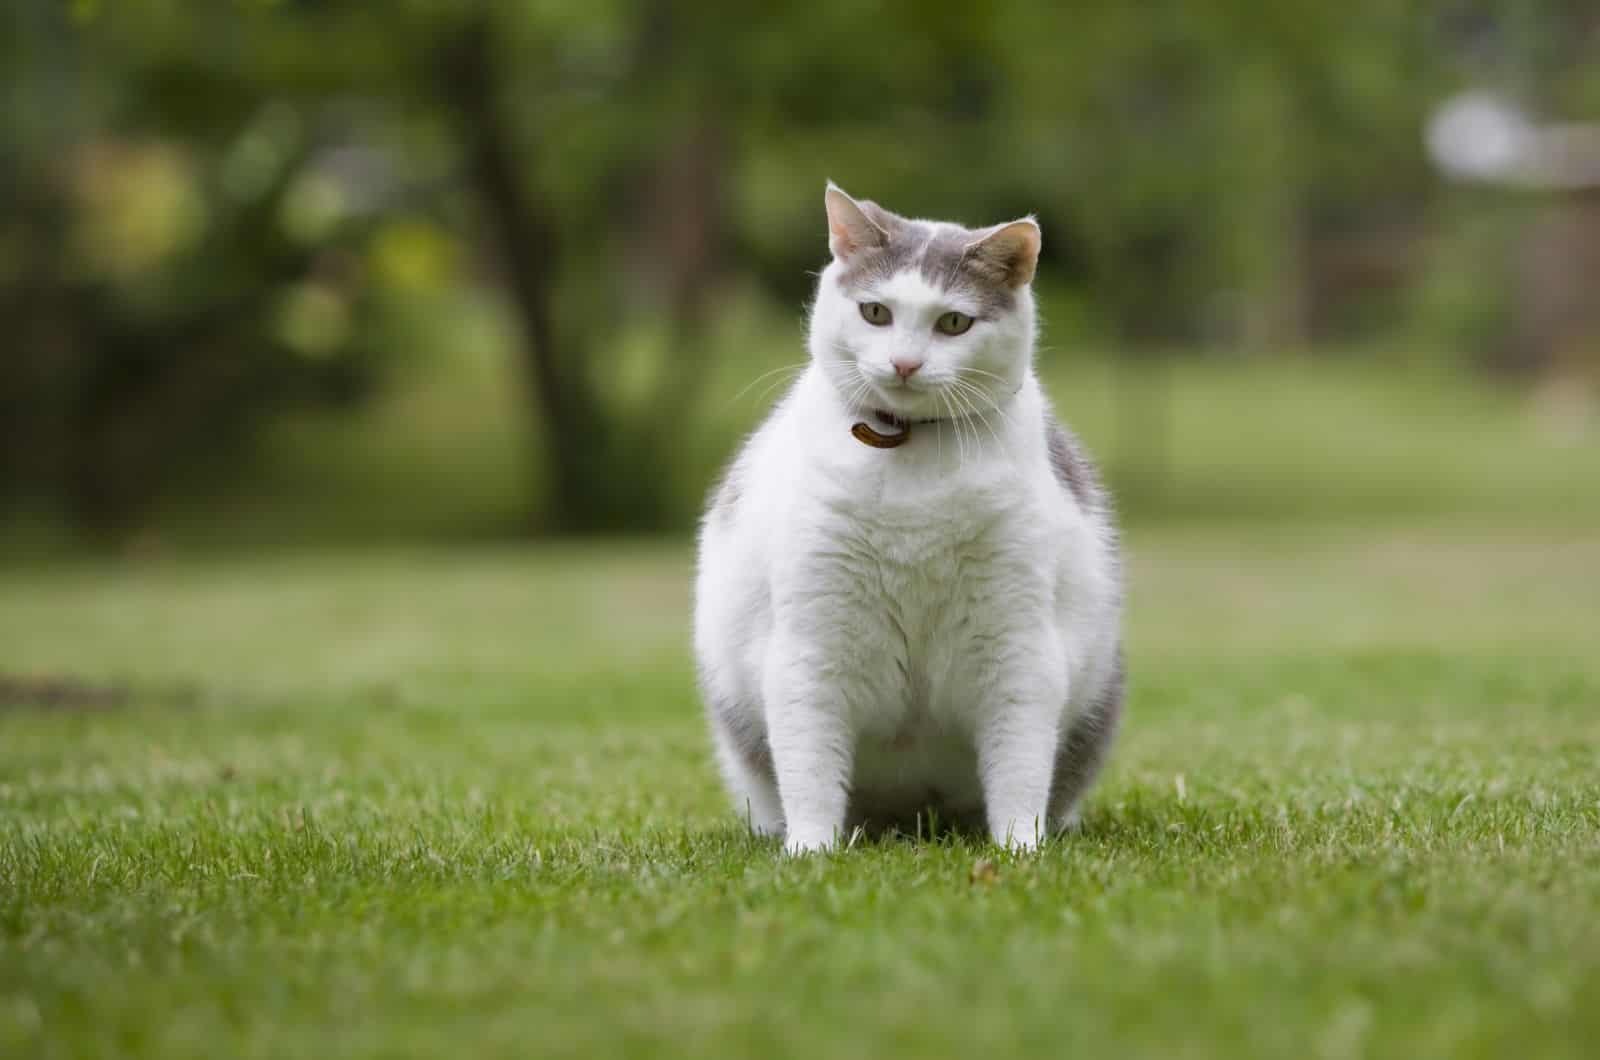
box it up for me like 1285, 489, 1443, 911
4, 527, 1599, 1058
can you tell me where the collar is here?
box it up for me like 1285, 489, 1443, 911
851, 409, 939, 449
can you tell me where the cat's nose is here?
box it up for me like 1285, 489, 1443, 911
891, 356, 924, 380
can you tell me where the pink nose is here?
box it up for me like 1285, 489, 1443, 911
891, 357, 923, 380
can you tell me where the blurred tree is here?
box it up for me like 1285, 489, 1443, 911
1, 2, 388, 533
4, 0, 1584, 538
434, 8, 736, 531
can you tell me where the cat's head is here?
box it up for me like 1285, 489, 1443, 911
808, 182, 1040, 423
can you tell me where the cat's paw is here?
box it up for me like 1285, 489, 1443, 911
989, 818, 1046, 852
997, 835, 1042, 854
782, 829, 837, 855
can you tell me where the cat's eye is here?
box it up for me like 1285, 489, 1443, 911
935, 311, 974, 336
859, 302, 892, 326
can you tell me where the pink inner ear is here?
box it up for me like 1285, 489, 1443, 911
971, 221, 1040, 286
829, 217, 861, 254
826, 188, 888, 257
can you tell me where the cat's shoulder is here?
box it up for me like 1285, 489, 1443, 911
702, 391, 796, 526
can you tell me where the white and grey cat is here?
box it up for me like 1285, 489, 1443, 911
695, 184, 1123, 853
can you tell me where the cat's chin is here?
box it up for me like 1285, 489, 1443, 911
852, 381, 943, 422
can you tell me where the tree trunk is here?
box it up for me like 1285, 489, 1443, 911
439, 16, 597, 531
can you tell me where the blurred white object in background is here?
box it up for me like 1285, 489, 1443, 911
1428, 91, 1600, 190
1426, 92, 1533, 183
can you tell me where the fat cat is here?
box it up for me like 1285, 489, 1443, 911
695, 183, 1123, 853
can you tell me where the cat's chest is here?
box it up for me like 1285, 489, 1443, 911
793, 486, 1049, 691
817, 485, 1012, 597
793, 459, 1053, 609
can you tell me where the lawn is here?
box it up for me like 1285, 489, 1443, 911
3, 525, 1598, 1059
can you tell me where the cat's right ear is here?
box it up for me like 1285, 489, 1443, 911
825, 182, 889, 260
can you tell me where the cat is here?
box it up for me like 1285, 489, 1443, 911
695, 183, 1123, 853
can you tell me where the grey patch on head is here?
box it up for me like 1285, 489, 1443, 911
1048, 646, 1125, 822
855, 199, 906, 242
836, 204, 926, 293
1045, 419, 1104, 512
835, 207, 1017, 316
917, 227, 1018, 317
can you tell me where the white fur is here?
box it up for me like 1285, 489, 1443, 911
695, 211, 1121, 854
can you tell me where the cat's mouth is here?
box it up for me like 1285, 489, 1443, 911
849, 369, 1005, 431
861, 380, 942, 419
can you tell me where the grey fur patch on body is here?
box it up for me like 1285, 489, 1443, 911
1049, 646, 1125, 824
1043, 416, 1123, 825
1045, 419, 1105, 513
836, 203, 1017, 317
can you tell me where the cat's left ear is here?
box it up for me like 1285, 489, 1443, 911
964, 219, 1041, 288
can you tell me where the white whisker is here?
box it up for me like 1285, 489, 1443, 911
940, 388, 967, 470
753, 373, 804, 408
725, 362, 806, 409
947, 384, 983, 458
950, 378, 1009, 458
951, 369, 1021, 427
953, 366, 1011, 385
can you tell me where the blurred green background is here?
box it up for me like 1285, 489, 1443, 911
3, 0, 1599, 548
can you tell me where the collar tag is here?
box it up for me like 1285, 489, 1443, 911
851, 420, 910, 448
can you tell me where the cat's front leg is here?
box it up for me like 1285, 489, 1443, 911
976, 647, 1068, 851
763, 647, 854, 854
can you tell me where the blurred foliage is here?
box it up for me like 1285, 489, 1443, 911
1, 0, 1597, 537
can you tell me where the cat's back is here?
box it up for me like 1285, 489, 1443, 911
1043, 415, 1117, 547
